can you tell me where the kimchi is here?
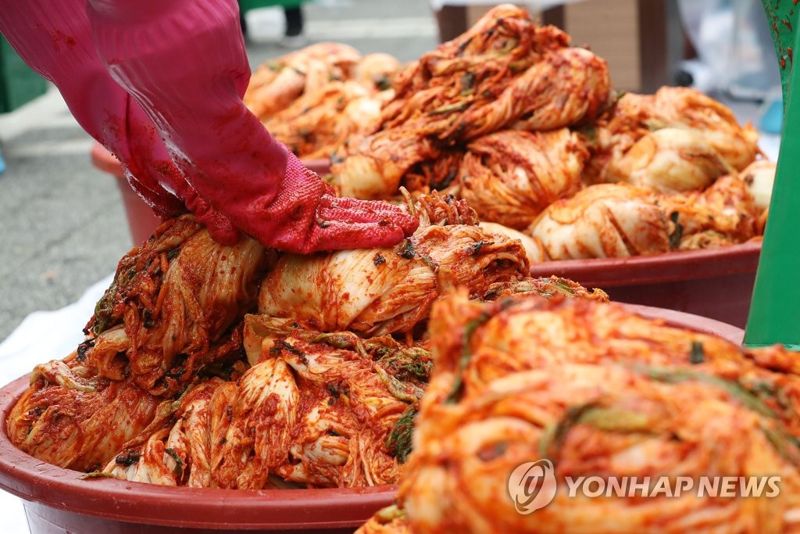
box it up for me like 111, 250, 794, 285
358, 291, 800, 533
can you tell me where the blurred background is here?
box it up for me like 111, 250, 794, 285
0, 0, 782, 341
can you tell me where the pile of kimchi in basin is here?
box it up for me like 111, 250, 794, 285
8, 5, 797, 533
247, 5, 772, 263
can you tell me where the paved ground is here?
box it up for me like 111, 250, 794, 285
0, 0, 437, 341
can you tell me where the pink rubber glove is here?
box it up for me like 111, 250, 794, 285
88, 0, 417, 252
1, 0, 416, 252
0, 0, 238, 243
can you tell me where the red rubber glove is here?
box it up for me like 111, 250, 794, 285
87, 0, 417, 252
0, 0, 238, 243
1, 0, 417, 252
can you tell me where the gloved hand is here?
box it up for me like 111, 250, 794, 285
0, 0, 417, 252
0, 0, 240, 244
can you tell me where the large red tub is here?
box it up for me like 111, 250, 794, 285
0, 372, 395, 533
91, 143, 162, 246
530, 243, 761, 328
0, 305, 743, 533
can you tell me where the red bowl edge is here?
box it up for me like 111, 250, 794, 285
530, 241, 761, 287
624, 304, 744, 345
303, 159, 332, 176
0, 312, 743, 529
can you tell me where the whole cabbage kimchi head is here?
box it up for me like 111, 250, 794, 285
458, 129, 587, 230
7, 216, 269, 470
85, 216, 269, 395
527, 184, 670, 260
7, 353, 160, 472
257, 193, 530, 337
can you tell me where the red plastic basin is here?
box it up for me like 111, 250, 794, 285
0, 304, 742, 533
90, 143, 162, 246
0, 372, 395, 533
299, 158, 332, 176
530, 243, 761, 328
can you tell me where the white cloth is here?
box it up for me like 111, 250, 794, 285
0, 274, 114, 534
759, 133, 781, 162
